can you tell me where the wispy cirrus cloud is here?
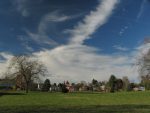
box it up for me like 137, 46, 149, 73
23, 44, 34, 52
25, 11, 81, 46
119, 26, 128, 36
113, 45, 129, 51
38, 11, 82, 34
67, 0, 119, 45
18, 36, 34, 52
137, 0, 147, 20
27, 31, 58, 46
13, 0, 29, 17
42, 11, 80, 23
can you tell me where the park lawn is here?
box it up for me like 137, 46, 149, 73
0, 91, 150, 113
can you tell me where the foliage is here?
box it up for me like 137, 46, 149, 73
92, 79, 98, 86
42, 79, 51, 92
108, 75, 117, 92
128, 83, 136, 91
61, 84, 69, 93
141, 75, 150, 90
107, 75, 124, 92
115, 79, 123, 91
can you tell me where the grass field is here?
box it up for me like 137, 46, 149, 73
0, 91, 150, 113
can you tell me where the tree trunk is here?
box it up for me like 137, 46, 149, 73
26, 83, 29, 93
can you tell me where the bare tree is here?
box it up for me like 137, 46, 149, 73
8, 55, 47, 93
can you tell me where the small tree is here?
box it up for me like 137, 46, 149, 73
62, 84, 69, 93
53, 83, 57, 91
116, 79, 123, 91
8, 55, 47, 93
128, 83, 136, 91
58, 83, 63, 92
108, 75, 116, 92
42, 79, 51, 92
92, 79, 98, 86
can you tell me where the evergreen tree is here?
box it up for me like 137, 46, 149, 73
108, 75, 116, 92
62, 84, 69, 93
42, 79, 51, 92
92, 79, 98, 86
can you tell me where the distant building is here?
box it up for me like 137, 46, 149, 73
64, 81, 75, 92
139, 86, 145, 91
100, 85, 106, 92
133, 86, 145, 91
0, 74, 26, 91
0, 78, 15, 90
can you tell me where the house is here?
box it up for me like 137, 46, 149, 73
100, 85, 106, 92
133, 86, 145, 91
0, 78, 15, 90
133, 87, 139, 91
64, 81, 75, 92
138, 86, 145, 91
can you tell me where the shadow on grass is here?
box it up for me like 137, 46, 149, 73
0, 92, 25, 97
0, 105, 150, 113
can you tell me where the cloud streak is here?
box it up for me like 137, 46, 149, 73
113, 45, 129, 51
137, 0, 146, 20
119, 26, 128, 36
27, 31, 58, 46
26, 11, 80, 46
42, 11, 79, 23
68, 0, 119, 45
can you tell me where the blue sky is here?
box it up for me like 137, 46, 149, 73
0, 0, 150, 82
0, 0, 149, 54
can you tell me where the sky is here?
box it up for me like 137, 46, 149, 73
0, 0, 150, 83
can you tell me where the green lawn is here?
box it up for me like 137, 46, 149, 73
0, 91, 150, 113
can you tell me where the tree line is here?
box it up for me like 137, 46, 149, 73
3, 46, 150, 93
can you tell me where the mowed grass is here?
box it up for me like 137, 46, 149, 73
0, 91, 150, 113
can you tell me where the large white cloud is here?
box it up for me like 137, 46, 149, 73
0, 53, 14, 78
33, 45, 137, 83
0, 44, 149, 83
